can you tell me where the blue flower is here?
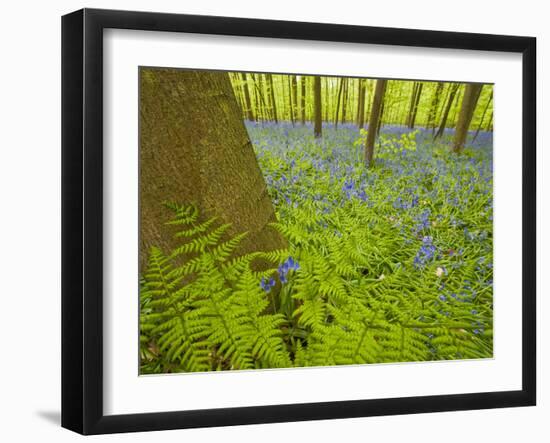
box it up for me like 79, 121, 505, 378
260, 277, 276, 292
277, 256, 300, 285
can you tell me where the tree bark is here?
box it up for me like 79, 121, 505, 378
409, 83, 423, 128
287, 75, 294, 126
365, 79, 387, 167
267, 74, 278, 123
406, 82, 419, 127
139, 68, 286, 271
240, 73, 255, 121
356, 79, 366, 129
427, 82, 444, 131
452, 83, 483, 153
334, 78, 344, 129
314, 76, 322, 138
291, 75, 298, 123
473, 90, 493, 141
434, 83, 459, 139
300, 76, 307, 124
341, 78, 348, 124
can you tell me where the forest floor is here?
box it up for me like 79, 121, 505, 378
248, 121, 494, 361
139, 122, 494, 373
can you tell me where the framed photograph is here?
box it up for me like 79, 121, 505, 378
61, 8, 536, 435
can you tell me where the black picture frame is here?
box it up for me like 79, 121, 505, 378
61, 8, 536, 435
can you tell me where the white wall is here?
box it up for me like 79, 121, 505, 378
0, 1, 546, 441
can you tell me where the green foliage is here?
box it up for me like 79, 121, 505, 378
140, 203, 292, 373
141, 192, 492, 373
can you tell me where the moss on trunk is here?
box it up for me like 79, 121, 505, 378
139, 68, 286, 271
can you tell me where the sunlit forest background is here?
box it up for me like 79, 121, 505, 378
139, 68, 493, 374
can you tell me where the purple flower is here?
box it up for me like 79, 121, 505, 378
277, 256, 300, 285
260, 277, 276, 292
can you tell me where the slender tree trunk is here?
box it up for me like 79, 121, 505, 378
365, 79, 387, 167
409, 83, 423, 128
356, 79, 366, 128
449, 87, 464, 127
288, 75, 296, 126
341, 78, 349, 124
427, 82, 444, 131
314, 76, 322, 138
452, 83, 484, 153
473, 91, 493, 141
291, 75, 298, 124
139, 68, 286, 271
434, 85, 450, 135
267, 74, 278, 123
334, 78, 344, 129
486, 110, 493, 131
365, 81, 374, 120
377, 101, 385, 136
300, 76, 306, 124
406, 82, 418, 127
250, 74, 269, 122
434, 83, 459, 139
240, 73, 255, 121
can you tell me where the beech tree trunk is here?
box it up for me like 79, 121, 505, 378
300, 76, 306, 124
240, 73, 255, 121
314, 76, 322, 138
334, 78, 344, 129
427, 82, 444, 131
139, 68, 286, 271
365, 79, 387, 167
434, 83, 459, 139
291, 75, 298, 123
341, 78, 348, 124
356, 79, 366, 129
473, 91, 493, 141
406, 82, 419, 127
267, 74, 278, 123
452, 83, 484, 153
409, 83, 423, 128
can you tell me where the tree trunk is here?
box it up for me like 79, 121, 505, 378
409, 83, 423, 128
365, 79, 387, 167
291, 75, 298, 124
300, 76, 307, 124
341, 78, 348, 124
434, 83, 459, 139
406, 82, 419, 127
251, 74, 269, 122
139, 68, 286, 271
357, 79, 366, 129
240, 73, 255, 121
267, 74, 278, 123
427, 82, 444, 131
473, 91, 493, 141
452, 83, 484, 153
314, 76, 322, 138
334, 78, 344, 129
486, 110, 493, 131
376, 101, 385, 136
287, 75, 295, 126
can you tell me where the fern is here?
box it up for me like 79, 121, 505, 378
141, 197, 492, 374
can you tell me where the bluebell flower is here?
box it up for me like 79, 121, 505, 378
260, 277, 276, 292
